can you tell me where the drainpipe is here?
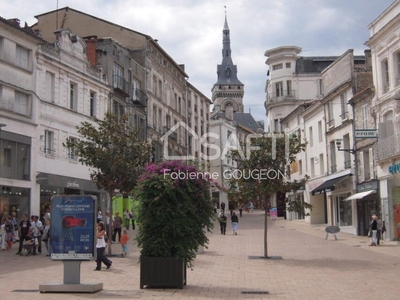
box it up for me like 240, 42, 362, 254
349, 99, 359, 234
185, 78, 189, 162
322, 101, 330, 225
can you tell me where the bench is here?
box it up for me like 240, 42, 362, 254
325, 226, 340, 240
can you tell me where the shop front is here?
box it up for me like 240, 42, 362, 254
329, 176, 355, 235
0, 185, 31, 220
311, 173, 356, 234
378, 162, 400, 241
345, 180, 380, 236
385, 175, 400, 241
0, 130, 33, 220
36, 173, 108, 217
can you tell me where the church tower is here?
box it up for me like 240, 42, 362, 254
212, 14, 244, 114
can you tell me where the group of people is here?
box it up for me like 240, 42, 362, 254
369, 214, 385, 246
218, 205, 239, 235
0, 212, 51, 256
0, 212, 18, 251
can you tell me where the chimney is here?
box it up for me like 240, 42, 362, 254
7, 18, 20, 27
83, 36, 98, 67
364, 49, 372, 71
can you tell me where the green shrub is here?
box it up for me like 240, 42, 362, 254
135, 161, 215, 268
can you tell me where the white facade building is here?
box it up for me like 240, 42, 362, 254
35, 28, 110, 213
366, 0, 400, 241
0, 18, 109, 218
0, 18, 42, 218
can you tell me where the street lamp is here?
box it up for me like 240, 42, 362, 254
336, 139, 356, 154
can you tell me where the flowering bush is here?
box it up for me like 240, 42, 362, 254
135, 161, 215, 267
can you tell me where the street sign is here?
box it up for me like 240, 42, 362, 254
355, 129, 378, 138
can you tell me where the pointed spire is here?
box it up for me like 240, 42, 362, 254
224, 6, 229, 31
214, 8, 243, 86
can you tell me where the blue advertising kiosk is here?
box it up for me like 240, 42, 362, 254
39, 195, 102, 293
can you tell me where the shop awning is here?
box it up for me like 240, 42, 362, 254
311, 174, 351, 195
344, 190, 376, 201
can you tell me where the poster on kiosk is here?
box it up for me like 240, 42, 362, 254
50, 195, 96, 260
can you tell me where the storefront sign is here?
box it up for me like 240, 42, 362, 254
67, 181, 80, 188
355, 129, 378, 138
356, 180, 378, 193
50, 195, 96, 261
36, 172, 97, 192
389, 163, 400, 174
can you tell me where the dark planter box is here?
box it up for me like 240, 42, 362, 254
140, 256, 187, 289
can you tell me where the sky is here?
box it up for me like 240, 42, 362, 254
1, 0, 396, 124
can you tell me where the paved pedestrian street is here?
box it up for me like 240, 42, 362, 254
1, 210, 400, 300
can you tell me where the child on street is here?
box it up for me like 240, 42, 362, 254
120, 229, 129, 257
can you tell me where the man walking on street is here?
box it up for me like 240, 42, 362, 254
16, 214, 31, 255
113, 212, 123, 243
31, 215, 43, 254
218, 210, 227, 235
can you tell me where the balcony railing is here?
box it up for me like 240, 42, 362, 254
113, 74, 130, 96
266, 90, 296, 105
374, 134, 400, 161
131, 88, 147, 107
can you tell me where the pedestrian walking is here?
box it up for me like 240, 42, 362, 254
11, 212, 18, 242
120, 229, 129, 257
231, 212, 239, 235
369, 215, 378, 246
4, 216, 14, 250
31, 215, 43, 254
124, 209, 131, 230
112, 212, 123, 242
42, 219, 51, 256
376, 215, 382, 245
239, 205, 243, 217
220, 202, 225, 213
218, 210, 227, 235
229, 201, 234, 216
16, 214, 31, 255
130, 211, 135, 230
95, 222, 112, 271
1, 218, 6, 251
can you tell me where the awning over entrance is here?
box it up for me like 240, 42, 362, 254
344, 190, 376, 201
311, 174, 351, 195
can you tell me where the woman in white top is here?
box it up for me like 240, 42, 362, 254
95, 222, 112, 271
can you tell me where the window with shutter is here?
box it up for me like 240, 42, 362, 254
369, 148, 374, 180
16, 45, 29, 69
359, 152, 365, 182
